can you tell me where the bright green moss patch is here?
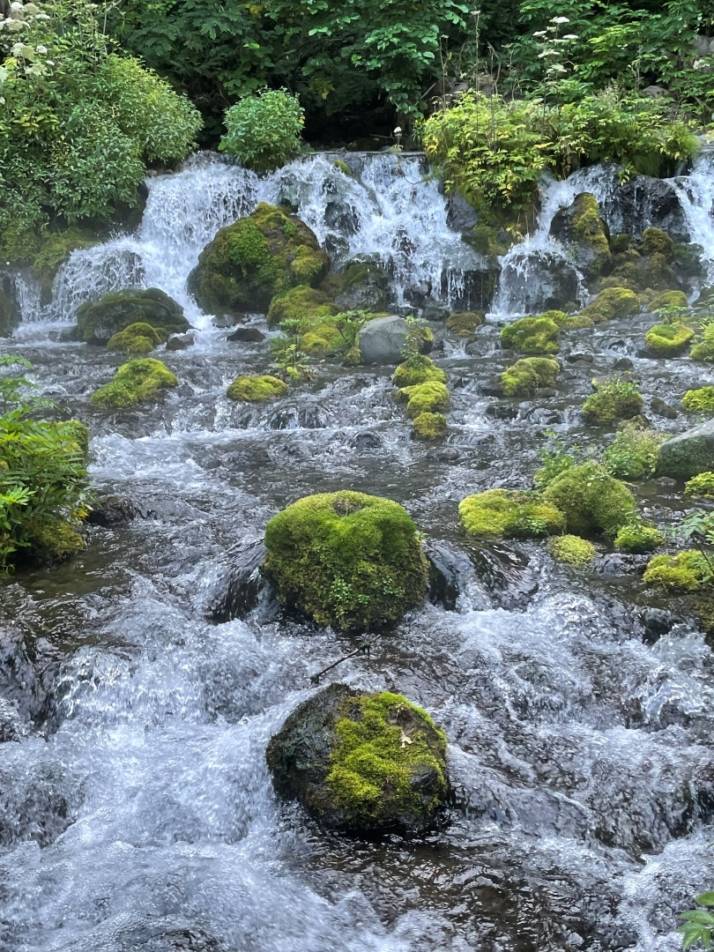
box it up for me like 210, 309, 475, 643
267, 284, 337, 326
641, 227, 674, 258
326, 691, 448, 832
107, 322, 166, 355
644, 321, 694, 357
548, 535, 596, 567
614, 521, 664, 554
581, 379, 643, 426
501, 357, 560, 397
393, 356, 446, 388
643, 550, 713, 592
459, 488, 565, 539
398, 381, 450, 418
685, 472, 714, 498
263, 491, 429, 632
543, 462, 637, 538
682, 386, 714, 413
227, 374, 288, 402
446, 311, 485, 338
91, 358, 178, 409
76, 288, 189, 345
412, 411, 447, 441
500, 315, 560, 355
646, 289, 689, 311
690, 324, 714, 363
579, 287, 639, 324
603, 423, 662, 480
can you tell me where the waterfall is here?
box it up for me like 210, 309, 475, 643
669, 151, 714, 282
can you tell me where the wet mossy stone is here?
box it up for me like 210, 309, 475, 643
548, 535, 596, 567
501, 357, 560, 397
682, 386, 714, 414
645, 289, 689, 311
657, 419, 714, 479
614, 521, 664, 554
0, 273, 20, 338
266, 683, 449, 835
581, 379, 643, 427
91, 358, 178, 410
227, 374, 287, 403
643, 551, 712, 593
550, 193, 611, 277
393, 356, 446, 388
30, 227, 96, 300
641, 227, 674, 259
579, 287, 639, 324
263, 491, 429, 632
459, 489, 565, 540
690, 324, 714, 363
685, 472, 714, 498
322, 256, 391, 312
644, 321, 694, 357
446, 311, 485, 338
500, 315, 560, 355
107, 322, 166, 356
398, 381, 450, 418
76, 288, 189, 345
412, 411, 447, 441
267, 284, 337, 327
188, 203, 329, 316
543, 462, 637, 538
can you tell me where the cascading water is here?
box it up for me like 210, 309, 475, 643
669, 151, 714, 282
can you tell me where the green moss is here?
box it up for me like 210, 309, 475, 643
690, 324, 714, 362
614, 521, 664, 554
548, 534, 596, 567
75, 288, 189, 345
446, 311, 485, 338
326, 691, 447, 830
685, 472, 714, 498
500, 315, 560, 355
107, 322, 166, 355
579, 287, 640, 324
398, 381, 450, 418
543, 462, 637, 538
641, 227, 674, 259
646, 289, 689, 311
267, 285, 337, 326
603, 423, 662, 480
24, 517, 85, 563
682, 386, 714, 413
568, 193, 611, 274
227, 374, 288, 402
581, 379, 643, 426
188, 203, 329, 315
333, 159, 352, 176
459, 488, 565, 539
644, 321, 694, 357
501, 356, 560, 397
393, 356, 447, 388
30, 227, 96, 295
263, 491, 428, 632
91, 358, 178, 410
412, 411, 447, 441
643, 550, 712, 592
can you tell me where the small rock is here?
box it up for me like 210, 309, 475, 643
227, 326, 266, 343
613, 357, 633, 370
205, 538, 267, 623
650, 396, 678, 419
166, 331, 196, 351
87, 495, 138, 528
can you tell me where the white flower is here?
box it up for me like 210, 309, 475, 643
394, 126, 402, 134
562, 34, 579, 40
35, 43, 46, 53
551, 15, 570, 24
533, 30, 547, 37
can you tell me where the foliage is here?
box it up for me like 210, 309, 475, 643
682, 386, 714, 414
643, 550, 713, 592
690, 323, 714, 363
219, 89, 304, 172
680, 892, 714, 951
685, 472, 714, 499
534, 435, 580, 490
614, 521, 664, 553
603, 423, 662, 481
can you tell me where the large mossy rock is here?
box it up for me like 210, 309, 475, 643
0, 273, 20, 338
543, 462, 637, 538
188, 203, 329, 316
550, 193, 611, 277
91, 358, 178, 410
657, 420, 714, 479
459, 489, 565, 539
263, 491, 429, 632
76, 288, 189, 344
266, 683, 449, 835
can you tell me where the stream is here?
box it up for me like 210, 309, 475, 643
0, 152, 713, 952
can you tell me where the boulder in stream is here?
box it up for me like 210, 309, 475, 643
357, 315, 431, 365
550, 192, 611, 277
266, 683, 449, 835
91, 358, 178, 410
323, 255, 391, 312
75, 288, 189, 345
657, 420, 714, 479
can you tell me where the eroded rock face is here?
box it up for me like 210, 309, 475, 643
266, 683, 449, 835
75, 288, 189, 345
658, 420, 714, 479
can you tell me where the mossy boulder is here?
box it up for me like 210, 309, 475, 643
24, 516, 86, 564
550, 193, 610, 277
412, 411, 447, 441
500, 315, 560, 355
322, 256, 391, 312
614, 522, 664, 554
267, 284, 337, 327
107, 322, 167, 356
641, 227, 674, 258
266, 683, 448, 835
459, 489, 565, 540
76, 288, 189, 345
682, 386, 714, 413
643, 551, 712, 592
393, 356, 446, 388
91, 358, 178, 410
398, 381, 450, 418
446, 311, 485, 338
581, 379, 644, 427
189, 203, 329, 316
690, 324, 714, 363
263, 491, 429, 632
227, 374, 288, 403
579, 287, 639, 324
548, 535, 596, 567
543, 462, 637, 538
657, 420, 714, 479
644, 321, 694, 357
501, 357, 560, 397
0, 273, 20, 338
685, 472, 714, 498
30, 227, 96, 300
645, 289, 689, 311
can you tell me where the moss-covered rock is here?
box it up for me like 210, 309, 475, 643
644, 321, 694, 357
682, 386, 714, 413
24, 516, 86, 563
321, 256, 391, 312
91, 358, 178, 409
657, 420, 714, 479
263, 491, 429, 632
548, 534, 596, 567
543, 462, 637, 538
603, 423, 662, 481
645, 289, 689, 311
107, 322, 167, 355
459, 489, 565, 539
579, 287, 639, 324
643, 551, 712, 592
30, 227, 96, 299
267, 284, 337, 326
393, 356, 446, 388
76, 288, 189, 345
189, 203, 329, 315
412, 411, 448, 441
446, 311, 485, 338
501, 357, 560, 397
398, 381, 450, 418
0, 274, 20, 338
227, 374, 288, 403
500, 315, 560, 355
266, 683, 448, 835
690, 324, 714, 363
614, 522, 664, 554
685, 472, 714, 498
550, 193, 611, 277
641, 227, 674, 259
581, 379, 644, 426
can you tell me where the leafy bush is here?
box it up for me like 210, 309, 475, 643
219, 89, 305, 172
680, 891, 714, 951
603, 424, 662, 481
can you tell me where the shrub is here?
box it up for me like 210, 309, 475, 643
548, 535, 596, 567
91, 358, 178, 409
603, 424, 662, 481
459, 489, 565, 540
581, 379, 643, 426
682, 386, 714, 413
219, 89, 304, 172
543, 462, 637, 538
685, 472, 714, 499
501, 357, 560, 397
614, 522, 664, 554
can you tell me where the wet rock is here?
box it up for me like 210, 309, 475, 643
75, 288, 189, 345
639, 607, 677, 643
617, 177, 689, 241
426, 540, 474, 610
468, 543, 539, 610
227, 326, 265, 343
446, 191, 479, 234
445, 261, 500, 312
266, 682, 449, 835
650, 395, 678, 419
165, 331, 196, 351
524, 407, 562, 425
357, 315, 411, 364
613, 357, 633, 371
87, 494, 138, 528
267, 403, 328, 430
485, 403, 518, 421
0, 272, 20, 337
0, 763, 73, 847
328, 255, 392, 312
550, 193, 611, 277
350, 431, 383, 451
421, 302, 450, 322
565, 352, 594, 365
0, 628, 59, 734
595, 553, 648, 577
658, 419, 714, 478
498, 250, 580, 312
205, 538, 267, 623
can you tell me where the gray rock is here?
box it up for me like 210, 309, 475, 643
550, 193, 611, 276
332, 256, 391, 312
357, 315, 410, 364
0, 273, 20, 338
446, 191, 479, 234
657, 419, 714, 478
227, 326, 265, 343
166, 331, 196, 351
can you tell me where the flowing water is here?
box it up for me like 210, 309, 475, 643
1, 153, 713, 952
